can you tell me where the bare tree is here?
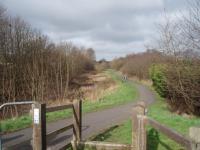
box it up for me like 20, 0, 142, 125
151, 1, 200, 115
0, 5, 96, 119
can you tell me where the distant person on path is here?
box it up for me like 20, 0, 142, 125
122, 75, 128, 82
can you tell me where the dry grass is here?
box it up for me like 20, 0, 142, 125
1, 70, 138, 132
46, 72, 118, 106
81, 73, 117, 101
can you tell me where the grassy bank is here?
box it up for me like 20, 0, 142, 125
83, 70, 138, 113
92, 120, 132, 145
91, 82, 200, 150
147, 90, 200, 150
1, 70, 138, 133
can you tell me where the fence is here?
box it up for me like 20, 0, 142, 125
31, 100, 82, 150
132, 101, 200, 150
0, 101, 35, 150
1, 101, 200, 150
1, 100, 129, 150
0, 100, 82, 150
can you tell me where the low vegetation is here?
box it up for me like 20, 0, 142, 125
91, 120, 132, 145
149, 64, 167, 97
79, 72, 117, 102
150, 62, 200, 116
111, 50, 166, 80
148, 88, 200, 139
83, 70, 138, 113
92, 85, 200, 150
95, 59, 110, 72
0, 70, 138, 132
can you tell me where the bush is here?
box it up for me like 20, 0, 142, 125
165, 63, 200, 115
150, 62, 200, 116
95, 60, 110, 72
150, 64, 167, 97
111, 50, 165, 80
111, 58, 125, 71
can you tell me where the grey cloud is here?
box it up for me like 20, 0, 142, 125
1, 0, 186, 60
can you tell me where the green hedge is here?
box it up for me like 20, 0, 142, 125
149, 64, 167, 97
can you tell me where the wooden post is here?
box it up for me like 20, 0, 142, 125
132, 101, 147, 150
0, 134, 2, 150
77, 99, 82, 141
72, 99, 82, 149
32, 103, 46, 150
189, 127, 200, 150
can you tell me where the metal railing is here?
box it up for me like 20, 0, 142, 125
0, 101, 35, 150
0, 100, 82, 150
0, 101, 35, 110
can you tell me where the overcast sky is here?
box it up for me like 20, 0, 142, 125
1, 0, 187, 60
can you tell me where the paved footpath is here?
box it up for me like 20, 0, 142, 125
2, 81, 155, 150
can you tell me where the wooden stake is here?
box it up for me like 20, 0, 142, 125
189, 127, 200, 150
132, 101, 147, 150
32, 103, 46, 150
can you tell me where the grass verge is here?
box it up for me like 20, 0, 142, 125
147, 90, 200, 150
1, 70, 138, 133
91, 120, 132, 145
83, 70, 138, 113
90, 82, 200, 150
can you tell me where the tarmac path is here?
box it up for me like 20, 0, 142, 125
2, 81, 155, 150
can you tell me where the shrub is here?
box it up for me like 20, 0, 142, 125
111, 58, 126, 71
150, 64, 167, 97
111, 50, 165, 80
165, 63, 200, 115
95, 60, 110, 72
150, 62, 200, 116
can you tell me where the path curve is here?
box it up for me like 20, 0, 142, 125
2, 81, 155, 150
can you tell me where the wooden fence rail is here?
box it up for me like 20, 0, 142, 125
147, 118, 191, 149
132, 101, 200, 150
2, 100, 200, 150
46, 104, 73, 113
47, 124, 74, 141
78, 141, 132, 150
32, 100, 82, 150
